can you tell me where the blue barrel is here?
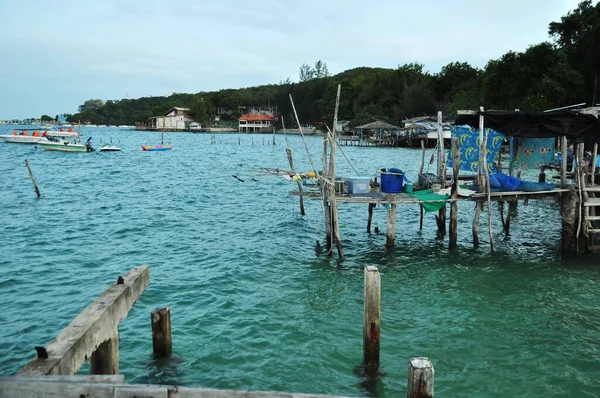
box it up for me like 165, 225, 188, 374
380, 168, 404, 193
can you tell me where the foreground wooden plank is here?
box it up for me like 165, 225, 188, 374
0, 375, 124, 384
0, 380, 351, 398
18, 266, 150, 376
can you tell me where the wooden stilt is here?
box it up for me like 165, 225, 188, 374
25, 158, 40, 198
386, 204, 397, 249
436, 206, 446, 236
449, 138, 460, 250
482, 121, 494, 252
561, 187, 580, 252
419, 204, 424, 231
151, 307, 172, 356
363, 266, 380, 374
408, 358, 434, 398
561, 136, 568, 188
90, 328, 119, 375
419, 140, 426, 177
328, 85, 344, 260
367, 203, 375, 233
286, 148, 305, 216
591, 143, 598, 186
499, 201, 506, 234
473, 202, 481, 248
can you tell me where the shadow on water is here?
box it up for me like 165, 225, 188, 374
353, 364, 386, 397
144, 353, 185, 385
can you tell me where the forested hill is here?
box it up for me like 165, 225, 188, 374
68, 1, 599, 129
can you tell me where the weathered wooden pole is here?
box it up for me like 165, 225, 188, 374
561, 136, 568, 187
419, 205, 424, 231
482, 120, 494, 252
386, 204, 397, 249
151, 307, 172, 356
436, 112, 447, 236
449, 138, 460, 250
363, 266, 380, 374
286, 148, 305, 216
561, 187, 580, 252
419, 139, 426, 177
328, 84, 344, 260
90, 329, 119, 375
407, 357, 434, 398
25, 158, 41, 198
322, 138, 332, 253
367, 203, 376, 233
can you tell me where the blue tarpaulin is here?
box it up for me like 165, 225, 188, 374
448, 125, 505, 173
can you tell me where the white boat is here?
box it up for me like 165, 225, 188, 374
38, 138, 94, 152
45, 130, 80, 138
0, 135, 49, 144
99, 143, 121, 152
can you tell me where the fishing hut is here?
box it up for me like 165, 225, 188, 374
289, 105, 600, 257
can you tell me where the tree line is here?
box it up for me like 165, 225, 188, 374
67, 1, 599, 130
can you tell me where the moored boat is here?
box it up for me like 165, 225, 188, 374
38, 138, 94, 152
142, 144, 172, 151
100, 143, 121, 152
0, 130, 50, 144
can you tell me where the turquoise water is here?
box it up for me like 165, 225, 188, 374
1, 126, 599, 397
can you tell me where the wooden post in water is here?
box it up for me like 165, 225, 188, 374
386, 204, 397, 249
449, 138, 460, 250
322, 138, 332, 253
90, 329, 119, 375
561, 187, 580, 252
482, 120, 494, 252
407, 357, 434, 398
286, 148, 305, 216
151, 307, 172, 356
328, 84, 344, 260
419, 205, 424, 231
363, 266, 380, 374
419, 139, 426, 177
367, 203, 376, 233
436, 112, 446, 236
561, 136, 568, 187
25, 158, 40, 198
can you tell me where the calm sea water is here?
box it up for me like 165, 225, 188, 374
0, 126, 599, 397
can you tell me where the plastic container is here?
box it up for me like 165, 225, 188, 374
404, 182, 413, 193
347, 177, 371, 194
380, 168, 404, 193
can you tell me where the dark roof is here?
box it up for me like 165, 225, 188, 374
454, 110, 600, 144
356, 120, 398, 130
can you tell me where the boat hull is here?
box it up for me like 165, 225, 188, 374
100, 146, 121, 152
38, 142, 91, 152
142, 145, 172, 151
0, 135, 49, 144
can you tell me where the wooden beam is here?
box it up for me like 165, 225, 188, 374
386, 204, 397, 249
18, 266, 150, 376
0, 379, 354, 398
90, 328, 119, 375
151, 307, 173, 356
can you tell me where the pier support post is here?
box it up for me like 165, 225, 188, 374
473, 202, 482, 248
151, 307, 172, 356
449, 138, 460, 250
367, 203, 376, 233
25, 158, 41, 198
561, 187, 581, 252
363, 266, 380, 374
386, 204, 397, 249
407, 357, 434, 398
286, 148, 305, 216
90, 329, 119, 375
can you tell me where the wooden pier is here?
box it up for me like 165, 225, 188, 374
289, 106, 600, 255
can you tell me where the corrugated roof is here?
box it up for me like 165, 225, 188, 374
238, 114, 275, 121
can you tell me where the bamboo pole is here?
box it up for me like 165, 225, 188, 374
436, 112, 447, 236
408, 358, 434, 398
289, 94, 317, 175
449, 138, 460, 250
151, 307, 172, 356
286, 148, 305, 216
363, 266, 380, 374
25, 158, 40, 198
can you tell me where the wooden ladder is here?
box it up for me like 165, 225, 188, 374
583, 186, 600, 251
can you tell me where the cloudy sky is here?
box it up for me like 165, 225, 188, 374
0, 0, 587, 119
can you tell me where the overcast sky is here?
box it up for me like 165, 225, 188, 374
0, 0, 588, 119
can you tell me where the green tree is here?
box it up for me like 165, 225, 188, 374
40, 114, 53, 122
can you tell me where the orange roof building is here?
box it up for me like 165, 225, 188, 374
238, 114, 275, 133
